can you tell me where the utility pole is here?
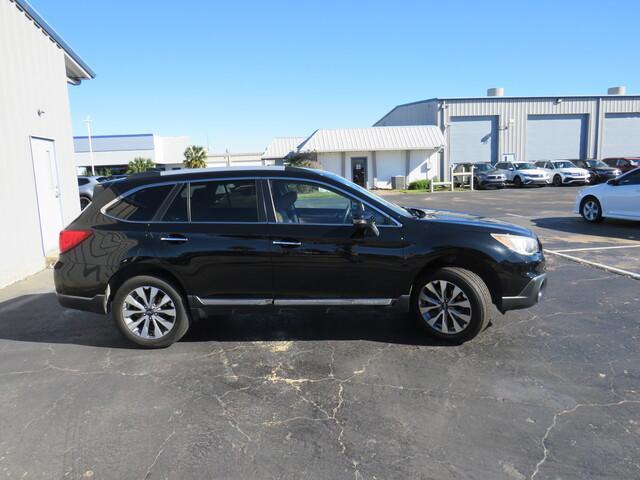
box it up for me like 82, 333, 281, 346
85, 115, 95, 175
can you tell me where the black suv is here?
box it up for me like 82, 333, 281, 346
55, 167, 546, 347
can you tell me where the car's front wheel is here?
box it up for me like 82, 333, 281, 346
553, 175, 563, 187
412, 267, 492, 343
513, 176, 522, 188
112, 275, 190, 348
80, 196, 91, 210
580, 196, 604, 223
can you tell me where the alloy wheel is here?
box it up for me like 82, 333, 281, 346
418, 280, 472, 334
583, 200, 599, 221
122, 286, 176, 339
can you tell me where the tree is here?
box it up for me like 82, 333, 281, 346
286, 152, 318, 168
127, 157, 155, 174
183, 145, 208, 169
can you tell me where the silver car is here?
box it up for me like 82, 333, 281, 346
494, 161, 552, 188
534, 160, 591, 187
77, 176, 106, 209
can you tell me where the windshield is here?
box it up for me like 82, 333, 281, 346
317, 170, 412, 218
474, 163, 493, 172
514, 163, 536, 169
553, 161, 576, 168
586, 160, 607, 168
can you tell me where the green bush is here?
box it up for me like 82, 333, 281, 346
407, 179, 430, 190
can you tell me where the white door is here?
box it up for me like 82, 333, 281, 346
605, 169, 640, 219
31, 137, 64, 254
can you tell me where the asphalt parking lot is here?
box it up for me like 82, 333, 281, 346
1, 187, 639, 479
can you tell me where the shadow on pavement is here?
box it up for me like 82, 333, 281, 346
531, 216, 640, 242
0, 292, 454, 349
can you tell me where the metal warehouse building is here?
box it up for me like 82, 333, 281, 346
375, 87, 640, 179
0, 0, 93, 287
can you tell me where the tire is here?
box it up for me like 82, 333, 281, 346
80, 196, 91, 210
112, 275, 190, 348
513, 176, 522, 188
411, 267, 492, 343
580, 196, 604, 223
553, 175, 563, 187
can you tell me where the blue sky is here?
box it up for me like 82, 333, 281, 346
31, 0, 640, 152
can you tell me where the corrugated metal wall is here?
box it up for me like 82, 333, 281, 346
377, 96, 640, 177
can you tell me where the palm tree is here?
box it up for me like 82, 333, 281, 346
183, 146, 208, 169
127, 157, 155, 174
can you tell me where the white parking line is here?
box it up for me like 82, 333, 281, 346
545, 250, 640, 280
552, 245, 640, 253
504, 213, 531, 219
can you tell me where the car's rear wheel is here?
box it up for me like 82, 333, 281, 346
412, 267, 492, 343
580, 196, 604, 223
112, 275, 190, 348
553, 175, 563, 187
513, 176, 522, 188
80, 196, 91, 210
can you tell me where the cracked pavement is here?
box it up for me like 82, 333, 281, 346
1, 188, 639, 479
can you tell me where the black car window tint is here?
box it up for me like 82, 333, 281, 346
105, 185, 173, 221
78, 178, 89, 186
190, 180, 258, 222
270, 180, 393, 225
619, 170, 640, 186
162, 184, 189, 222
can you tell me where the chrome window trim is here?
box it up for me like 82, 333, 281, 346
100, 177, 264, 224
99, 175, 403, 227
266, 177, 402, 228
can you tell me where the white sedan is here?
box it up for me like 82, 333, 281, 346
575, 168, 640, 222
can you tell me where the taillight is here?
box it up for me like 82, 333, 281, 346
59, 230, 92, 254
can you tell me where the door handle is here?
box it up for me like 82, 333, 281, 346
160, 235, 189, 243
273, 240, 302, 247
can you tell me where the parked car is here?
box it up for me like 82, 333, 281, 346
453, 163, 506, 189
602, 157, 640, 174
575, 167, 640, 223
77, 176, 106, 210
494, 161, 551, 188
572, 159, 621, 184
533, 160, 591, 186
55, 167, 546, 347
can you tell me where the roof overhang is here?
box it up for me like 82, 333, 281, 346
12, 0, 95, 83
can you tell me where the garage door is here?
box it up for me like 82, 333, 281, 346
449, 116, 498, 164
602, 113, 640, 157
526, 114, 587, 161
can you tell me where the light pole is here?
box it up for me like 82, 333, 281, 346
85, 115, 95, 175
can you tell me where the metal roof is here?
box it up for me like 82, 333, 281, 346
12, 0, 95, 81
262, 137, 306, 159
297, 126, 445, 153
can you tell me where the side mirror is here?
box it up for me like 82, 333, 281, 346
607, 179, 619, 186
352, 210, 379, 237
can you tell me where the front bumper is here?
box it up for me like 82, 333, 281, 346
478, 179, 505, 188
563, 176, 589, 184
501, 273, 547, 311
522, 178, 551, 185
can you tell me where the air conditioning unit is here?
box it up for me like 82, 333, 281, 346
391, 176, 406, 189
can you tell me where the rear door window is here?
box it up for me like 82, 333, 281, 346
190, 180, 258, 222
105, 185, 174, 221
162, 184, 189, 222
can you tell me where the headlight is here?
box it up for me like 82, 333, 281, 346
491, 233, 539, 255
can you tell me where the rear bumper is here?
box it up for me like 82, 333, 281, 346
501, 273, 547, 311
57, 293, 107, 314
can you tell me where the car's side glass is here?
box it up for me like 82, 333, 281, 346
618, 170, 640, 186
190, 180, 258, 222
78, 178, 89, 186
162, 184, 189, 222
270, 180, 392, 225
105, 185, 174, 222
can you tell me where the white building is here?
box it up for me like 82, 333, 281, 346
264, 127, 445, 189
0, 0, 94, 287
74, 134, 190, 174
375, 87, 640, 179
207, 151, 267, 167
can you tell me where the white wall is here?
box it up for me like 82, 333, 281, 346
0, 1, 81, 287
375, 151, 404, 189
75, 149, 157, 168
317, 152, 342, 176
409, 150, 438, 183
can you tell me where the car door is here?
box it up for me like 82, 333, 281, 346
266, 178, 407, 302
147, 178, 273, 302
604, 170, 640, 219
